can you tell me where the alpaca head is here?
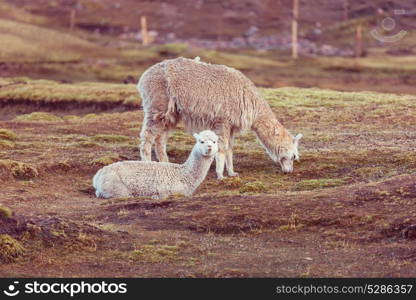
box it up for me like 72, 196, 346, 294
193, 130, 219, 158
274, 133, 303, 173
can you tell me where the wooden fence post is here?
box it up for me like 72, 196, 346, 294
292, 0, 299, 59
69, 9, 76, 31
355, 24, 364, 57
141, 16, 149, 46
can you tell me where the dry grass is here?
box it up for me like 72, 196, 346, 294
0, 234, 25, 263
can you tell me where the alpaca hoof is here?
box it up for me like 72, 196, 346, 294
228, 172, 239, 177
217, 174, 225, 180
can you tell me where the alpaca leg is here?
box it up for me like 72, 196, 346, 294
140, 123, 155, 161
216, 151, 226, 180
155, 131, 169, 162
215, 125, 230, 180
225, 135, 238, 177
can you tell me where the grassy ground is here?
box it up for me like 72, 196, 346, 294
0, 83, 415, 277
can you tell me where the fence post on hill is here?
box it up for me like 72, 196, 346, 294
355, 24, 364, 57
141, 16, 150, 46
69, 9, 76, 31
292, 0, 299, 59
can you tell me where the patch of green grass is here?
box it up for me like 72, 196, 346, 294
13, 112, 62, 122
239, 181, 268, 194
293, 178, 345, 191
0, 234, 25, 263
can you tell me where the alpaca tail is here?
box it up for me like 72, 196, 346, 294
92, 169, 103, 198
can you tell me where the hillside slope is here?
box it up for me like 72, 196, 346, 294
0, 18, 110, 62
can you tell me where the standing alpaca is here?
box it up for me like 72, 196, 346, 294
137, 57, 302, 180
93, 130, 218, 199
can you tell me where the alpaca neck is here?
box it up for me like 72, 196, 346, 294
251, 112, 287, 161
183, 148, 214, 191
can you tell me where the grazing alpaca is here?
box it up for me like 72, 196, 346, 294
93, 130, 218, 199
137, 57, 302, 179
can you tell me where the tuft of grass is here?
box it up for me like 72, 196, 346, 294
351, 166, 388, 180
222, 177, 244, 188
13, 112, 62, 122
0, 129, 17, 149
0, 205, 12, 219
293, 178, 345, 191
130, 244, 180, 263
0, 129, 17, 141
77, 141, 100, 148
91, 134, 130, 143
0, 160, 39, 180
0, 140, 15, 149
157, 43, 188, 56
239, 181, 268, 194
0, 234, 25, 263
278, 214, 305, 231
89, 155, 121, 167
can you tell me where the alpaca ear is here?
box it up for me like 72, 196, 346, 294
294, 133, 303, 144
193, 133, 200, 140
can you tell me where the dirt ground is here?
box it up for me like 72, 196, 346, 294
0, 85, 415, 277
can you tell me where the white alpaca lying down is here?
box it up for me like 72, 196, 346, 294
93, 130, 218, 199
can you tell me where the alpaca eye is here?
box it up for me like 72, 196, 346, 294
200, 141, 204, 144
292, 155, 296, 160
213, 141, 216, 144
